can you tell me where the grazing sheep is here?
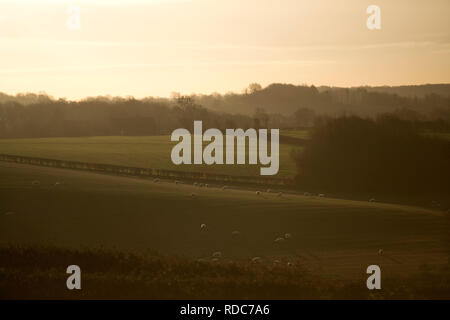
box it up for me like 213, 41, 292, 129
277, 192, 283, 197
369, 198, 376, 202
378, 249, 384, 255
212, 251, 222, 258
231, 230, 241, 236
193, 182, 198, 186
211, 257, 220, 262
284, 233, 292, 239
153, 178, 159, 183
205, 184, 209, 188
273, 259, 280, 265
252, 257, 262, 263
200, 223, 207, 231
303, 192, 310, 196
431, 200, 440, 207
287, 262, 294, 267
255, 191, 261, 195
174, 180, 180, 185
54, 182, 61, 186
318, 193, 325, 197
222, 186, 227, 190
274, 237, 285, 244
190, 193, 196, 197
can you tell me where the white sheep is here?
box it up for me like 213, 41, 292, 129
255, 191, 260, 195
200, 223, 207, 231
274, 237, 285, 244
211, 257, 220, 262
303, 192, 310, 196
174, 180, 180, 185
193, 182, 198, 186
231, 230, 241, 236
284, 233, 292, 239
369, 198, 376, 202
252, 257, 262, 263
212, 251, 222, 258
318, 193, 325, 197
378, 249, 384, 255
205, 184, 209, 188
287, 262, 294, 267
191, 193, 196, 197
273, 259, 280, 265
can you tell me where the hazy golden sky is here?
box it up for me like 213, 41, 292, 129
1, 0, 449, 99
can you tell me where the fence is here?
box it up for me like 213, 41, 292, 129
0, 153, 292, 186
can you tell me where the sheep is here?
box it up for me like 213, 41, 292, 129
251, 257, 262, 263
190, 193, 196, 197
193, 182, 198, 186
318, 193, 325, 197
431, 200, 440, 208
153, 178, 159, 183
266, 188, 271, 193
255, 191, 261, 195
277, 192, 283, 197
212, 251, 222, 258
222, 186, 227, 190
211, 257, 220, 262
303, 192, 310, 196
174, 180, 180, 185
231, 230, 241, 236
53, 182, 61, 186
200, 223, 207, 231
32, 180, 40, 186
287, 262, 294, 267
274, 237, 285, 244
378, 249, 383, 255
204, 184, 209, 188
369, 198, 376, 202
284, 233, 292, 240
273, 259, 280, 266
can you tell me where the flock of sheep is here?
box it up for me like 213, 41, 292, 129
198, 222, 297, 266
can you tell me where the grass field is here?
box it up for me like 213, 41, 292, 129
1, 162, 448, 285
280, 129, 310, 140
0, 135, 300, 178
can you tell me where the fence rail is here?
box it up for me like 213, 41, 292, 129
0, 153, 291, 186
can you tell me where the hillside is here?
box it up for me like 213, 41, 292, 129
1, 162, 448, 280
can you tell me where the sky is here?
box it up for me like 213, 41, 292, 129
0, 0, 449, 99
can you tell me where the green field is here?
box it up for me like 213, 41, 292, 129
1, 162, 447, 281
0, 136, 300, 178
281, 129, 310, 140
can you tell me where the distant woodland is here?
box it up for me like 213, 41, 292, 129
0, 83, 449, 138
